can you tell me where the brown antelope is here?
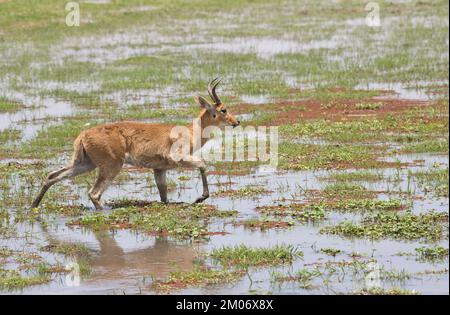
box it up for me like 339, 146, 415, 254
31, 78, 240, 210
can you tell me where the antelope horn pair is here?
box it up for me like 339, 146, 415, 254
207, 77, 222, 105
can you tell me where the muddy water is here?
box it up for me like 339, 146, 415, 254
2, 151, 447, 295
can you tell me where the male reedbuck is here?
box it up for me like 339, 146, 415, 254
31, 78, 240, 210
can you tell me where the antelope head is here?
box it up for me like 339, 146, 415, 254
195, 78, 240, 129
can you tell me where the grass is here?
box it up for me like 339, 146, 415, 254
354, 287, 419, 295
279, 142, 388, 170
211, 244, 301, 268
409, 168, 449, 197
415, 246, 449, 262
0, 129, 22, 144
258, 199, 403, 217
279, 106, 448, 145
355, 102, 384, 110
40, 240, 91, 258
0, 98, 23, 113
0, 269, 49, 290
152, 266, 243, 292
40, 240, 93, 276
36, 202, 87, 217
214, 186, 270, 198
327, 199, 404, 212
321, 211, 448, 241
325, 171, 384, 182
271, 268, 322, 288
235, 218, 294, 230
403, 139, 449, 153
70, 201, 235, 239
322, 183, 371, 199
320, 248, 342, 257
257, 203, 327, 222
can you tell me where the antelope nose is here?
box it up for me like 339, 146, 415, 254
233, 120, 240, 128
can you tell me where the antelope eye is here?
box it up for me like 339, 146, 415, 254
221, 108, 227, 113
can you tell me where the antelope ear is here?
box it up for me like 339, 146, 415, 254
194, 96, 217, 118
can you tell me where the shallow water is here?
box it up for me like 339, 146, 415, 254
1, 151, 448, 295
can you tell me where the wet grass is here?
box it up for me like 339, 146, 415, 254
35, 202, 87, 217
326, 199, 404, 212
0, 98, 23, 113
355, 102, 384, 110
354, 287, 419, 295
40, 239, 93, 276
0, 129, 22, 144
403, 139, 449, 153
409, 168, 449, 197
211, 244, 301, 268
0, 269, 50, 290
152, 266, 243, 292
214, 186, 270, 198
322, 183, 373, 199
325, 171, 384, 182
271, 268, 322, 288
320, 248, 342, 257
415, 246, 449, 262
279, 142, 388, 170
234, 218, 295, 231
256, 203, 327, 222
70, 201, 235, 239
278, 103, 448, 145
321, 211, 448, 241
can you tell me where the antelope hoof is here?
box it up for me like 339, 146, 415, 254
89, 195, 103, 211
30, 201, 40, 210
194, 194, 209, 204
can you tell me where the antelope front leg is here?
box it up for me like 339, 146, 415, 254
172, 154, 209, 204
194, 167, 209, 203
154, 169, 168, 203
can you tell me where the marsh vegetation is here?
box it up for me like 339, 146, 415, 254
0, 0, 448, 294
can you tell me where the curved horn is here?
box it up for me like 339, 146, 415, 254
208, 77, 222, 105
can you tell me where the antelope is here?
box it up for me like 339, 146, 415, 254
31, 78, 240, 210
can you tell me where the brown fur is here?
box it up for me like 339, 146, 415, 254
31, 96, 239, 210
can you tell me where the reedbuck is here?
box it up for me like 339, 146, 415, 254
31, 78, 240, 210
